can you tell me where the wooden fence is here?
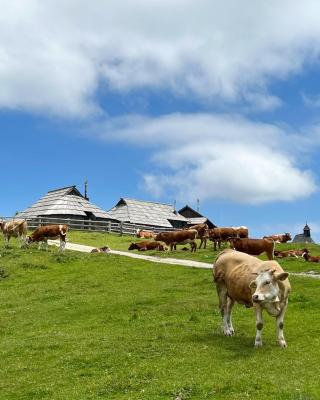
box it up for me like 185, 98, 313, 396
1, 216, 175, 236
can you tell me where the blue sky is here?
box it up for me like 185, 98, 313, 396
2, 0, 320, 241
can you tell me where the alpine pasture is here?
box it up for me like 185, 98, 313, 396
0, 233, 319, 400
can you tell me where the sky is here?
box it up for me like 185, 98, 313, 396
2, 0, 320, 240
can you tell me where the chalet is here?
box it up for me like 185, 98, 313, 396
292, 223, 315, 244
18, 186, 114, 222
107, 198, 188, 229
178, 205, 216, 229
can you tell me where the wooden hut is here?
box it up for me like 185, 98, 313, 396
18, 186, 114, 222
178, 205, 216, 229
107, 198, 188, 229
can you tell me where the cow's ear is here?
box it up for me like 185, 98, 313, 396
274, 272, 289, 281
249, 280, 257, 289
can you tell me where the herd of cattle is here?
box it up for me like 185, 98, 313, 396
0, 218, 318, 348
133, 225, 319, 262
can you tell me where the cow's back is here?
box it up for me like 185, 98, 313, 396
214, 250, 284, 306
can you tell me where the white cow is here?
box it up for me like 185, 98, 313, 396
214, 249, 291, 348
0, 219, 28, 247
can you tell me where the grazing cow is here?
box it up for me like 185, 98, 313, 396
230, 237, 275, 260
128, 241, 166, 251
274, 249, 308, 259
27, 224, 68, 251
0, 219, 28, 247
206, 226, 248, 251
91, 246, 111, 253
155, 229, 198, 252
263, 233, 292, 243
302, 252, 320, 263
189, 223, 208, 249
214, 249, 291, 348
136, 229, 156, 239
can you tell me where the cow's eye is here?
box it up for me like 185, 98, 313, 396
265, 280, 271, 285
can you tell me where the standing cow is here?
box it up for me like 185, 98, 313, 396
27, 224, 68, 252
0, 218, 28, 247
155, 229, 198, 252
230, 237, 275, 260
189, 223, 208, 249
214, 249, 291, 348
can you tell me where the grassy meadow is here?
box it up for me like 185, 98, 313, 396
0, 236, 319, 399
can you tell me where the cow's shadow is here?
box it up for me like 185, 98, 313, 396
186, 330, 265, 359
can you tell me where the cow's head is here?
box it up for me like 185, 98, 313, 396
26, 235, 33, 245
128, 243, 138, 250
249, 269, 289, 304
285, 233, 292, 241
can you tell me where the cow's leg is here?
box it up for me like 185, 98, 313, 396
213, 240, 217, 251
216, 284, 233, 336
276, 301, 288, 348
203, 237, 207, 249
193, 241, 197, 252
59, 238, 66, 252
38, 241, 42, 250
254, 304, 264, 348
45, 239, 49, 251
226, 297, 235, 335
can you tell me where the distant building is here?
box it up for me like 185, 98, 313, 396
107, 198, 188, 229
292, 223, 315, 244
178, 205, 216, 229
18, 186, 114, 222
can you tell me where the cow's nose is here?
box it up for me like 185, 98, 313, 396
252, 294, 259, 302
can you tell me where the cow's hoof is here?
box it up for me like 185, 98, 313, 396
254, 341, 262, 348
224, 328, 234, 336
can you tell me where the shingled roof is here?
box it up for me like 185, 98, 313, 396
107, 198, 188, 228
18, 186, 113, 220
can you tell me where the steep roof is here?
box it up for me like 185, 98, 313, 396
178, 205, 216, 228
107, 198, 188, 228
18, 186, 113, 220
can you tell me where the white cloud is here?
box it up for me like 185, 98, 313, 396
95, 113, 318, 204
2, 0, 320, 115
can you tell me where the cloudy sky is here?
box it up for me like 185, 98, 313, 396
2, 0, 320, 240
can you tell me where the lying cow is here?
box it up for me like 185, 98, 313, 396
27, 224, 68, 252
189, 223, 208, 249
230, 237, 275, 260
0, 218, 28, 247
214, 249, 291, 348
302, 252, 320, 263
128, 241, 166, 251
155, 229, 198, 252
274, 249, 308, 259
263, 233, 291, 243
136, 229, 156, 239
91, 246, 111, 253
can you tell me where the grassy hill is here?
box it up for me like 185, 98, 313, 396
0, 239, 319, 399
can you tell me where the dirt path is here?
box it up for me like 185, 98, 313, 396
48, 240, 320, 278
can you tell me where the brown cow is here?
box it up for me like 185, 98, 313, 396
0, 218, 28, 247
128, 241, 166, 251
230, 238, 275, 260
263, 233, 291, 243
189, 223, 208, 249
27, 224, 68, 252
207, 227, 244, 251
136, 229, 156, 239
274, 249, 308, 259
214, 249, 291, 348
302, 252, 320, 263
91, 246, 111, 253
155, 229, 198, 252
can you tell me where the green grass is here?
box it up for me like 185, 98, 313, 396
67, 230, 320, 273
0, 239, 320, 399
